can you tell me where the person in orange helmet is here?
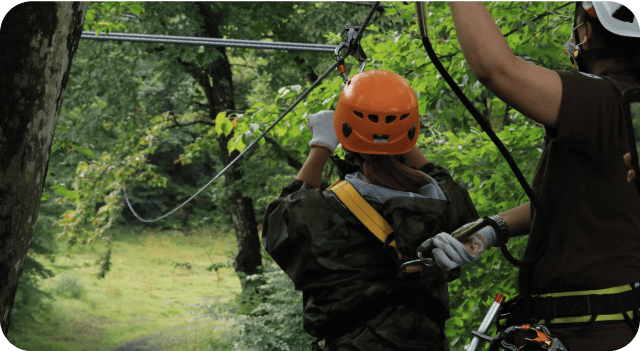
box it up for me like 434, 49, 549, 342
262, 70, 479, 350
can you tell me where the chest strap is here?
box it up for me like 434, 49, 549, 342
327, 180, 421, 274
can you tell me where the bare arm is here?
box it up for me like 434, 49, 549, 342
449, 2, 562, 129
498, 202, 531, 238
295, 146, 331, 188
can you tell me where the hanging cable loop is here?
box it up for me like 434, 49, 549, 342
124, 2, 380, 223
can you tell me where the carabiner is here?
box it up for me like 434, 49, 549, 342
499, 324, 567, 351
334, 25, 367, 83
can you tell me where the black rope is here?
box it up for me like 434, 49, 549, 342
415, 3, 545, 267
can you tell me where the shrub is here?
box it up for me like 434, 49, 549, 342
52, 272, 86, 300
193, 258, 312, 351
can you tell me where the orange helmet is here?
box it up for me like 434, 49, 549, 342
334, 70, 420, 155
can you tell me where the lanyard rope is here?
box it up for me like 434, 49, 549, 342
124, 2, 381, 223
415, 3, 547, 267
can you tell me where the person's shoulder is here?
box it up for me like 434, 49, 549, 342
556, 69, 607, 83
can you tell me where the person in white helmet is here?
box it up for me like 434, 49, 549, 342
425, 2, 640, 350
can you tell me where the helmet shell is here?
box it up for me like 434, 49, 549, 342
589, 1, 640, 38
334, 70, 420, 155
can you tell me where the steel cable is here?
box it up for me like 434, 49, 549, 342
82, 31, 335, 52
123, 2, 380, 223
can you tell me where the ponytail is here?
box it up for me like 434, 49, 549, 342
362, 154, 429, 193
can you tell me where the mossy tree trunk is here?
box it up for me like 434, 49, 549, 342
0, 2, 88, 336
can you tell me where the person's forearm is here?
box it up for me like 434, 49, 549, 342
403, 146, 429, 169
498, 202, 531, 237
449, 2, 518, 82
296, 146, 331, 188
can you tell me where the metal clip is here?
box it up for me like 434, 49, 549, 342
334, 25, 367, 83
398, 256, 436, 278
500, 324, 567, 351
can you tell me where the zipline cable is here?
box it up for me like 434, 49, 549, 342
415, 3, 548, 267
82, 31, 336, 52
124, 2, 381, 223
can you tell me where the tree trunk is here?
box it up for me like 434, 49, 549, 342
0, 2, 88, 336
197, 3, 262, 279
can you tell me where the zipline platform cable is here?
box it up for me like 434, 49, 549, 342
81, 31, 336, 53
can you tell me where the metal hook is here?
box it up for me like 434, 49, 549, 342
334, 25, 368, 83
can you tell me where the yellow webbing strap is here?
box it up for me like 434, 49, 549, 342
537, 284, 635, 324
328, 180, 396, 249
327, 180, 424, 278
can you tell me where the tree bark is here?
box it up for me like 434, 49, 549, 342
0, 2, 88, 336
196, 3, 262, 279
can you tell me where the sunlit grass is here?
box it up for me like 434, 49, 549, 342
8, 225, 240, 351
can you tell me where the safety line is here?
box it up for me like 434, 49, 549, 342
123, 1, 380, 223
81, 31, 335, 52
124, 60, 342, 223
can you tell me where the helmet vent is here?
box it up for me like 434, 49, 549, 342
408, 125, 416, 140
368, 114, 379, 123
373, 134, 389, 143
342, 122, 352, 138
385, 115, 396, 123
353, 111, 364, 118
400, 113, 410, 120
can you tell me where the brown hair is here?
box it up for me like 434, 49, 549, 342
362, 154, 430, 193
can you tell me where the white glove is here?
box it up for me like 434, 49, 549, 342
431, 220, 497, 271
307, 110, 339, 154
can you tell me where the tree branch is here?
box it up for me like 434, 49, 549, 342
503, 2, 573, 38
264, 136, 303, 170
503, 104, 512, 127
163, 119, 216, 130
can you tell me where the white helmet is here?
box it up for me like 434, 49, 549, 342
584, 1, 640, 38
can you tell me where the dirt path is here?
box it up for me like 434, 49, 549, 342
108, 319, 222, 351
110, 337, 158, 351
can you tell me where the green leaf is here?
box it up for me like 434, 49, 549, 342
235, 135, 246, 152
67, 141, 96, 158
51, 185, 79, 199
129, 4, 144, 16
221, 119, 234, 136
215, 111, 226, 135
227, 137, 236, 154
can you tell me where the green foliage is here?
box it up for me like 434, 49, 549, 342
52, 272, 86, 300
196, 262, 312, 351
84, 2, 145, 34
58, 114, 171, 246
45, 2, 578, 348
420, 123, 544, 349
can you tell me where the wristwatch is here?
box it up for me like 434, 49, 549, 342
487, 215, 509, 245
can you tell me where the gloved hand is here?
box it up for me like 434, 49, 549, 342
431, 219, 497, 271
307, 110, 339, 154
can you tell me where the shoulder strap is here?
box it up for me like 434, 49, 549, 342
327, 180, 402, 258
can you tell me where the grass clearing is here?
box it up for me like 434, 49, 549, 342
8, 225, 241, 351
